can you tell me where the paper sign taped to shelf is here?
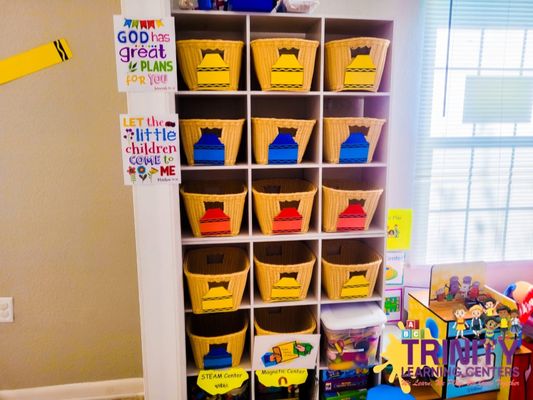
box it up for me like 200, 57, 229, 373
385, 251, 405, 285
256, 368, 308, 387
197, 368, 249, 395
120, 114, 180, 185
113, 15, 177, 92
386, 209, 412, 250
252, 334, 319, 371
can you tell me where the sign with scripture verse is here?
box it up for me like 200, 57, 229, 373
120, 114, 180, 185
113, 16, 177, 92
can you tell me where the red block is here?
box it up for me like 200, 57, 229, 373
406, 320, 419, 329
200, 208, 231, 236
337, 204, 367, 231
273, 208, 302, 234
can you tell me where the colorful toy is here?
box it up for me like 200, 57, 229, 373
504, 281, 533, 332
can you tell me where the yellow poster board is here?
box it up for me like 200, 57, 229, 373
386, 209, 412, 250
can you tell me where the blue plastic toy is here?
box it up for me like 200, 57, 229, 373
367, 385, 415, 400
203, 346, 232, 369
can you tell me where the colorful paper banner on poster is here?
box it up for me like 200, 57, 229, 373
385, 251, 405, 285
386, 209, 413, 250
384, 288, 403, 323
113, 15, 177, 92
120, 114, 180, 185
197, 368, 249, 395
252, 334, 320, 371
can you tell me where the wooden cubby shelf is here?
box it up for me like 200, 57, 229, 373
174, 8, 393, 399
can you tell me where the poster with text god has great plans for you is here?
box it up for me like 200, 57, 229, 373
114, 16, 177, 92
120, 114, 180, 185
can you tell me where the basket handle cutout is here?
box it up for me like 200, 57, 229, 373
264, 185, 281, 194
208, 281, 230, 290
204, 201, 224, 210
350, 46, 371, 58
278, 48, 299, 57
349, 198, 366, 207
277, 127, 298, 136
207, 253, 224, 264
200, 127, 222, 137
266, 245, 282, 257
326, 244, 342, 256
209, 343, 228, 352
349, 271, 366, 278
280, 200, 300, 210
348, 125, 369, 136
201, 49, 224, 58
280, 272, 298, 280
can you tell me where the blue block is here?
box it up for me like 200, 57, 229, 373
268, 132, 298, 164
194, 132, 225, 165
340, 132, 369, 164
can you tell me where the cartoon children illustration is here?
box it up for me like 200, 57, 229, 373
483, 298, 499, 317
497, 305, 511, 338
484, 317, 499, 348
453, 305, 469, 339
510, 309, 522, 340
469, 304, 484, 338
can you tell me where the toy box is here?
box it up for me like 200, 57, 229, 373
406, 262, 519, 399
321, 303, 386, 370
320, 368, 369, 393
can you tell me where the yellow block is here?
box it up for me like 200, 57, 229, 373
197, 53, 230, 89
0, 39, 72, 84
340, 275, 369, 299
344, 54, 376, 90
271, 277, 301, 300
271, 54, 304, 89
202, 286, 233, 312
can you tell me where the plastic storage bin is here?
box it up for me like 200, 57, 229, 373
321, 303, 386, 369
251, 38, 319, 91
187, 311, 249, 369
180, 119, 245, 166
255, 306, 316, 335
322, 240, 382, 300
323, 117, 385, 164
180, 180, 247, 237
231, 0, 275, 12
252, 179, 317, 235
254, 242, 315, 302
325, 37, 390, 92
184, 247, 249, 314
322, 180, 383, 232
252, 118, 316, 164
176, 39, 244, 90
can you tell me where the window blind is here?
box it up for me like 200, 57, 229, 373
413, 0, 533, 264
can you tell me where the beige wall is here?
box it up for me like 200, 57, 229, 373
0, 0, 142, 390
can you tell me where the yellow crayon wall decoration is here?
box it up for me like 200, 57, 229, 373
0, 39, 72, 84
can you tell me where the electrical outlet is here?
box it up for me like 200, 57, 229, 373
0, 297, 14, 323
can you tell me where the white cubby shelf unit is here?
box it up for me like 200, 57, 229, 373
174, 10, 393, 398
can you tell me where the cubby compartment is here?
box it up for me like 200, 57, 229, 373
251, 95, 320, 165
251, 168, 320, 237
175, 13, 247, 91
177, 95, 248, 167
250, 16, 322, 92
254, 305, 317, 335
255, 369, 316, 399
324, 18, 393, 93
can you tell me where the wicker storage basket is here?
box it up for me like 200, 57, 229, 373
323, 117, 385, 163
325, 37, 390, 92
187, 311, 248, 369
322, 180, 383, 232
252, 118, 316, 164
180, 119, 245, 166
250, 38, 319, 91
176, 39, 244, 91
184, 247, 249, 314
322, 240, 382, 300
252, 179, 317, 235
254, 242, 316, 302
255, 306, 316, 335
180, 180, 247, 237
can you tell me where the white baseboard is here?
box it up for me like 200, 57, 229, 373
0, 378, 143, 400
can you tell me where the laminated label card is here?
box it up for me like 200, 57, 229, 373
386, 209, 413, 250
253, 334, 319, 371
120, 114, 180, 185
385, 251, 405, 285
114, 16, 177, 92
